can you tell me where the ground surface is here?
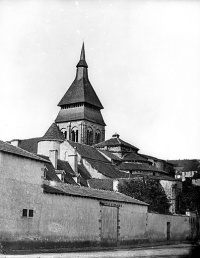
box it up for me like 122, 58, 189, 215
0, 243, 198, 258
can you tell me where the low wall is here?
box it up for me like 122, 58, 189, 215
146, 212, 191, 242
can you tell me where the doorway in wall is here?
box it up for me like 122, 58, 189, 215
167, 222, 171, 241
100, 205, 118, 246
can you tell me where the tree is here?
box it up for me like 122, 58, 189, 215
178, 180, 200, 214
118, 178, 170, 214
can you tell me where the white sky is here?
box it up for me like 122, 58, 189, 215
0, 0, 200, 160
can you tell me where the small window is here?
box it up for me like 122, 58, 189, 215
22, 209, 34, 218
29, 209, 34, 217
22, 209, 27, 217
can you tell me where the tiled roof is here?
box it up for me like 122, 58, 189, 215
57, 159, 75, 175
68, 141, 109, 162
40, 123, 65, 142
38, 155, 77, 185
17, 137, 41, 154
57, 44, 103, 109
43, 181, 148, 206
98, 150, 122, 161
94, 136, 139, 151
88, 178, 114, 191
85, 158, 122, 178
116, 162, 167, 174
55, 106, 106, 125
141, 154, 174, 166
0, 140, 49, 163
68, 141, 121, 178
169, 159, 200, 172
122, 152, 149, 163
124, 174, 177, 181
78, 163, 91, 179
45, 163, 61, 182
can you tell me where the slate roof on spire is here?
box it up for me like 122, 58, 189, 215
58, 44, 103, 109
40, 123, 65, 142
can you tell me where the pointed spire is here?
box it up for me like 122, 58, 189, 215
76, 42, 88, 68
80, 42, 85, 60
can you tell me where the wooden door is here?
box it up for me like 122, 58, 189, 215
167, 222, 170, 241
101, 206, 118, 246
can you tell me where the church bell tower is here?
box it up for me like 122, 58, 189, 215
55, 43, 106, 145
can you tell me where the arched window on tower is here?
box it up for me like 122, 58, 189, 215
87, 127, 93, 145
71, 127, 79, 142
95, 130, 101, 144
61, 128, 67, 139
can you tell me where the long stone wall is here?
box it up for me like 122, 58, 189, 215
146, 212, 191, 242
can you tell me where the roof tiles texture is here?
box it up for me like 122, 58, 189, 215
117, 162, 167, 174
98, 150, 122, 161
94, 137, 139, 151
17, 137, 41, 154
41, 123, 65, 142
122, 152, 149, 163
0, 140, 48, 163
68, 141, 122, 178
55, 106, 105, 125
58, 78, 103, 109
43, 181, 148, 206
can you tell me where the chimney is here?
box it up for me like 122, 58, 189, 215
68, 147, 78, 177
49, 150, 58, 169
113, 179, 119, 192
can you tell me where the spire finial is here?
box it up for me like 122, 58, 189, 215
76, 42, 88, 68
80, 42, 85, 60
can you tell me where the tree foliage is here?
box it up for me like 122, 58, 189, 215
178, 180, 200, 214
118, 178, 170, 214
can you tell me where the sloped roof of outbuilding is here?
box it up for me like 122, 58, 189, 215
94, 135, 139, 151
68, 141, 122, 178
78, 163, 91, 179
117, 162, 167, 174
38, 155, 77, 185
141, 154, 174, 166
122, 152, 149, 162
44, 163, 61, 182
0, 140, 49, 163
85, 158, 122, 178
98, 150, 122, 161
40, 123, 65, 142
169, 159, 200, 172
43, 181, 148, 206
88, 178, 114, 191
68, 141, 109, 162
12, 137, 41, 154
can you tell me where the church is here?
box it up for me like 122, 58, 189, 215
0, 44, 197, 253
9, 43, 179, 213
